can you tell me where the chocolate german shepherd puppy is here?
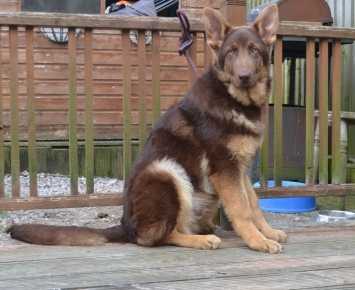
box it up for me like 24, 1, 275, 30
8, 5, 287, 253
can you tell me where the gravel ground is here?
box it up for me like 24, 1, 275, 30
0, 172, 354, 247
3, 171, 124, 198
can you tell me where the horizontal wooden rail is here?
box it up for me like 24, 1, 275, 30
0, 194, 124, 211
256, 184, 355, 198
0, 13, 353, 39
2, 183, 355, 211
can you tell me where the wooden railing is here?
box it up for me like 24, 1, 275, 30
0, 12, 354, 210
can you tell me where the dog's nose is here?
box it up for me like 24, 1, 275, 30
239, 73, 251, 83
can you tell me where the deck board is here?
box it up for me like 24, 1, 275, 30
0, 226, 354, 290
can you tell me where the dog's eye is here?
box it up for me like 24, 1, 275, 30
249, 46, 258, 55
227, 46, 238, 55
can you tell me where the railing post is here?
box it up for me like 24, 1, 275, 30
68, 27, 79, 195
84, 28, 95, 194
305, 39, 315, 184
26, 26, 38, 197
122, 30, 132, 180
319, 39, 329, 185
9, 25, 20, 198
138, 31, 147, 152
273, 37, 284, 186
0, 28, 4, 198
331, 40, 343, 184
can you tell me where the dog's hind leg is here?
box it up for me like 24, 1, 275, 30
211, 173, 282, 254
166, 228, 221, 250
243, 175, 288, 243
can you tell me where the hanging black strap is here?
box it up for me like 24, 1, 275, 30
177, 10, 199, 78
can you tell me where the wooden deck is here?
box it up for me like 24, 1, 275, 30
1, 226, 355, 290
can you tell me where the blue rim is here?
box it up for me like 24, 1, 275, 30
254, 181, 316, 213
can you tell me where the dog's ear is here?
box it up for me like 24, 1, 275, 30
253, 4, 279, 46
203, 7, 231, 50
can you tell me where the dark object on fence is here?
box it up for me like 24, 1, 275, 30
248, 0, 333, 25
177, 10, 198, 78
248, 0, 337, 59
106, 0, 157, 16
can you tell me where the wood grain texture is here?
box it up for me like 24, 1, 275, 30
152, 31, 161, 124
1, 226, 355, 290
68, 28, 79, 195
0, 30, 4, 198
137, 31, 147, 152
331, 41, 342, 184
9, 25, 20, 198
122, 30, 132, 179
0, 193, 123, 211
84, 28, 94, 194
319, 39, 329, 185
305, 39, 315, 184
25, 26, 37, 197
273, 38, 283, 186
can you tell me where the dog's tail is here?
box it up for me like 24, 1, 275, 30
6, 223, 127, 246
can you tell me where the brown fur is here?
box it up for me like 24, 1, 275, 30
7, 5, 287, 253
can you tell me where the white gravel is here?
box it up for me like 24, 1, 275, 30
3, 171, 124, 198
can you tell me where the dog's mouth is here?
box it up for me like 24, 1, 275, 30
231, 76, 256, 90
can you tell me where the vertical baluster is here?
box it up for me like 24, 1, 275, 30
138, 31, 147, 152
26, 26, 37, 197
331, 40, 343, 184
319, 39, 329, 185
152, 30, 161, 124
305, 39, 315, 184
0, 28, 4, 198
84, 28, 94, 194
273, 37, 283, 186
68, 28, 79, 195
9, 26, 20, 198
122, 30, 132, 179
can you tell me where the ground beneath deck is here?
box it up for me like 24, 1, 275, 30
1, 226, 355, 290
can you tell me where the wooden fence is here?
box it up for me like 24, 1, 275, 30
0, 12, 354, 210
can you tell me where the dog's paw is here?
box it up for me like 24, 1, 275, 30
263, 229, 288, 243
248, 238, 283, 254
198, 234, 222, 250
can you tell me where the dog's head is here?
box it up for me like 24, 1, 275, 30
203, 5, 279, 104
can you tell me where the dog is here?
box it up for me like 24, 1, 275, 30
7, 4, 287, 253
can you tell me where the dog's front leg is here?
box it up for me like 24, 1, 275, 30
243, 174, 287, 243
210, 173, 282, 253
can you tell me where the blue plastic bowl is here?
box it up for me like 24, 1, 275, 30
254, 180, 316, 213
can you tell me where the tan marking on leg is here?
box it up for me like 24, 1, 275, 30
210, 173, 282, 254
243, 175, 288, 243
166, 228, 221, 250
